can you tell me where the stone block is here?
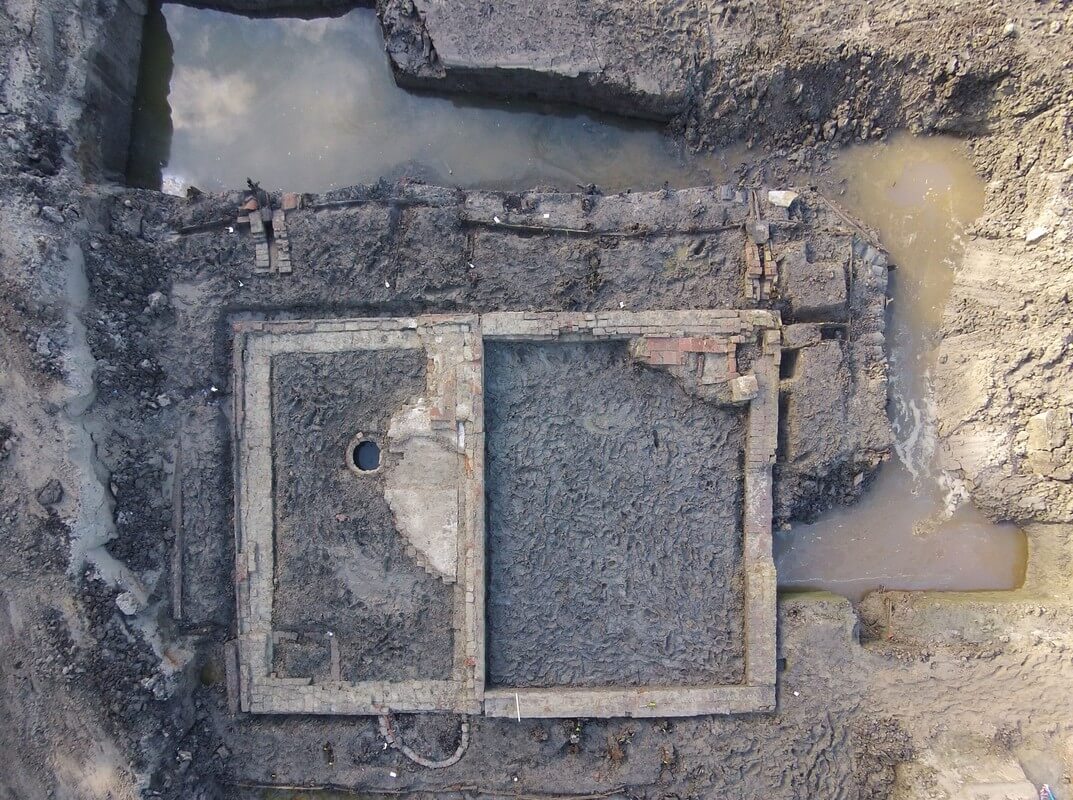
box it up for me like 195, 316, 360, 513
780, 241, 847, 321
767, 189, 799, 208
248, 211, 265, 238
730, 374, 759, 403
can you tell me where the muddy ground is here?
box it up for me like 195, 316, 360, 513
270, 348, 456, 684
485, 340, 746, 689
0, 0, 1071, 799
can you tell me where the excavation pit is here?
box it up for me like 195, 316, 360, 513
231, 311, 779, 718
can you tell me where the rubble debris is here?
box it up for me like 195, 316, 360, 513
35, 479, 64, 507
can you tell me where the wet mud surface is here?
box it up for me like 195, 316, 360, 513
271, 348, 454, 682
485, 341, 745, 688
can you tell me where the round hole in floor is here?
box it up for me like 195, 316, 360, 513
352, 440, 381, 472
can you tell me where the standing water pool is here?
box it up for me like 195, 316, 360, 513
126, 5, 728, 193
775, 135, 1027, 599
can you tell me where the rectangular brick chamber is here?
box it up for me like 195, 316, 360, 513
230, 312, 778, 719
231, 317, 485, 716
478, 312, 779, 718
484, 339, 747, 689
270, 349, 454, 683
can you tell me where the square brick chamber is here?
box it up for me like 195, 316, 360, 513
229, 312, 778, 718
230, 316, 485, 715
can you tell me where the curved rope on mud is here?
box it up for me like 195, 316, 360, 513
378, 712, 470, 769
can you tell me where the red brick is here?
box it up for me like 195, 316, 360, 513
645, 351, 679, 366
685, 337, 712, 352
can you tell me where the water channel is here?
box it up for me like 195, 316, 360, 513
126, 5, 728, 193
775, 135, 1027, 599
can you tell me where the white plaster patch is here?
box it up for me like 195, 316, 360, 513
384, 399, 460, 582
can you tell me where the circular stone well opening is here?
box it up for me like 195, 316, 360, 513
350, 439, 381, 473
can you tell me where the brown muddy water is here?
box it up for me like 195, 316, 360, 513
127, 8, 1026, 598
775, 135, 1027, 599
126, 5, 729, 193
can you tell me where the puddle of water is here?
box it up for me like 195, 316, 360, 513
127, 6, 729, 193
776, 468, 1026, 599
844, 135, 986, 333
776, 134, 1027, 600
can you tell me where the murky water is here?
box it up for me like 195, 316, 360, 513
127, 5, 728, 193
775, 135, 1027, 599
